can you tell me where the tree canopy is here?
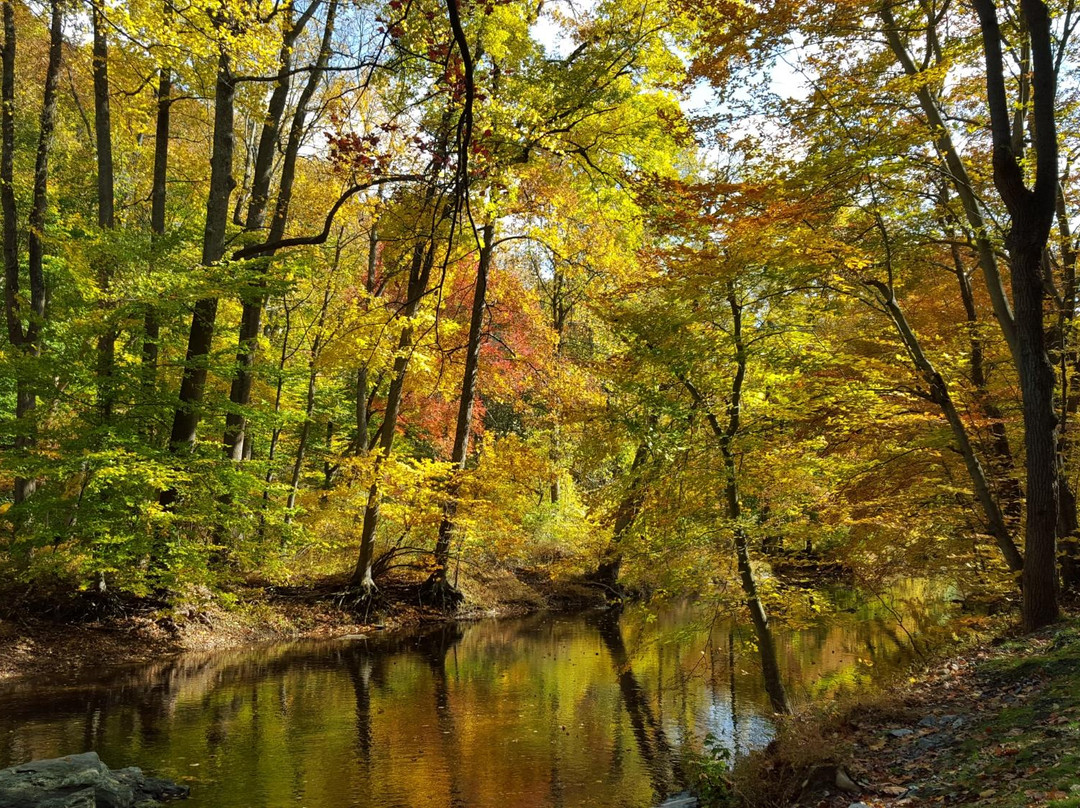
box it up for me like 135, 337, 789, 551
2, 0, 1078, 632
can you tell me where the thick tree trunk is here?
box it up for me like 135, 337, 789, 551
426, 223, 495, 603
1012, 238, 1061, 626
973, 0, 1060, 630
160, 52, 235, 506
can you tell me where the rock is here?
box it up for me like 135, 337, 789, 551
848, 802, 872, 808
0, 752, 189, 808
834, 768, 862, 793
888, 728, 914, 738
915, 735, 946, 751
917, 715, 938, 728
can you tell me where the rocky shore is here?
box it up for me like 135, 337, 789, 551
0, 752, 188, 807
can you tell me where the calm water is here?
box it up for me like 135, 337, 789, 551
0, 587, 950, 808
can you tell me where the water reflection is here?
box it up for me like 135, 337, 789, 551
0, 588, 948, 808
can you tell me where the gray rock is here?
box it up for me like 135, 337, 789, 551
917, 715, 938, 727
915, 735, 947, 751
0, 752, 188, 808
848, 802, 872, 808
888, 728, 914, 738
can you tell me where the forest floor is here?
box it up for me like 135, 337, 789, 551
0, 565, 605, 682
739, 612, 1080, 808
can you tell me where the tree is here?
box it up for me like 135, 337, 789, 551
971, 0, 1061, 630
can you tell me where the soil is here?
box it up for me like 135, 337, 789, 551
0, 566, 606, 682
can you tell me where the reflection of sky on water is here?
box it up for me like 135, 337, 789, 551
0, 583, 948, 808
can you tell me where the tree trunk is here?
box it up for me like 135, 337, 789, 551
349, 111, 453, 590
942, 211, 1023, 525
869, 280, 1024, 572
351, 232, 442, 591
1052, 186, 1080, 594
91, 0, 116, 423
143, 68, 171, 399
2, 0, 63, 506
286, 284, 332, 519
1013, 237, 1061, 625
682, 289, 791, 714
592, 440, 649, 592
223, 0, 337, 461
880, 6, 1018, 357
426, 223, 495, 603
352, 210, 380, 456
973, 0, 1060, 630
160, 51, 235, 506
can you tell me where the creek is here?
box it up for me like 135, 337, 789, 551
0, 581, 952, 808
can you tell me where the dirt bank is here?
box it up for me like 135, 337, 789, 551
0, 566, 605, 682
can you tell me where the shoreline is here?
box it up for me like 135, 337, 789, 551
0, 567, 607, 683
709, 610, 1080, 808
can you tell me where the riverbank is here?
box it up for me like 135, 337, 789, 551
0, 565, 605, 682
712, 612, 1080, 808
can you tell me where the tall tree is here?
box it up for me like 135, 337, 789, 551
425, 222, 495, 606
223, 0, 333, 461
2, 0, 64, 508
160, 49, 236, 504
972, 0, 1061, 629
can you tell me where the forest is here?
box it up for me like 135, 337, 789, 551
3, 0, 1080, 805
2, 0, 1077, 623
